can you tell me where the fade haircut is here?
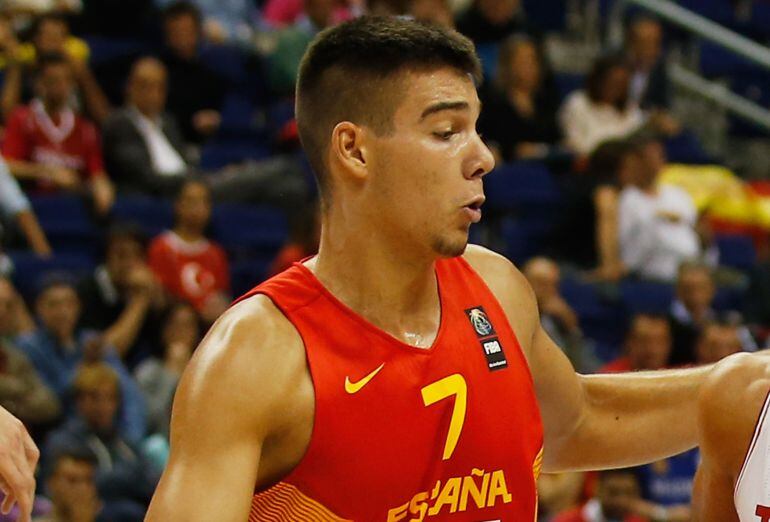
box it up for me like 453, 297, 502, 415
296, 16, 481, 201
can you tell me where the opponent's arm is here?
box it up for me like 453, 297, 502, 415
466, 246, 713, 472
145, 295, 307, 522
692, 354, 767, 522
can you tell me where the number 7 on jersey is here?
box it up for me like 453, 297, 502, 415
421, 374, 468, 461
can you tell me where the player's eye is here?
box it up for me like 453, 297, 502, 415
434, 130, 457, 141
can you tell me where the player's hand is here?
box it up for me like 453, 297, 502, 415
0, 406, 38, 522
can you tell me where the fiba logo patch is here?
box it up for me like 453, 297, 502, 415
465, 306, 508, 371
465, 307, 495, 337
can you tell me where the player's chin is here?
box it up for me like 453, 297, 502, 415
432, 231, 469, 258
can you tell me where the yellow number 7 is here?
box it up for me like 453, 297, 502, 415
421, 374, 467, 461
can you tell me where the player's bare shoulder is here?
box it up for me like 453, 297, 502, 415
462, 244, 539, 349
170, 293, 314, 485
698, 351, 770, 476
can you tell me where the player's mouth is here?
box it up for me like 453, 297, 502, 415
462, 196, 485, 223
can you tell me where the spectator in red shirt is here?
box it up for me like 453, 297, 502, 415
147, 178, 230, 323
600, 313, 671, 373
2, 53, 114, 216
553, 469, 647, 522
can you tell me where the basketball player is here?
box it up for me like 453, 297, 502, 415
692, 350, 770, 521
147, 17, 724, 521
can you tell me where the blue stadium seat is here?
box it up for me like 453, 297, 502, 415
476, 42, 500, 82
110, 196, 174, 238
30, 194, 91, 226
211, 204, 288, 257
230, 256, 274, 296
713, 285, 747, 313
560, 277, 604, 313
699, 41, 759, 78
8, 251, 95, 300
500, 219, 551, 264
678, 0, 734, 25
218, 92, 262, 138
199, 44, 247, 87
553, 73, 584, 103
82, 36, 151, 66
523, 0, 567, 31
561, 276, 626, 352
484, 161, 561, 215
728, 73, 770, 138
619, 279, 674, 314
200, 140, 271, 170
750, 3, 770, 39
29, 195, 100, 256
664, 131, 713, 164
716, 234, 756, 272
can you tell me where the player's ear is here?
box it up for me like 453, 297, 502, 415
331, 121, 368, 181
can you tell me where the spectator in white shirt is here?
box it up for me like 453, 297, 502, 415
618, 137, 713, 281
560, 53, 645, 157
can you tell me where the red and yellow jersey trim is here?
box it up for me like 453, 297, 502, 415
250, 482, 350, 522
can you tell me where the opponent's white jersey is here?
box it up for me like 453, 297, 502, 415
735, 390, 770, 521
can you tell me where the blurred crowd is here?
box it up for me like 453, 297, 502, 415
0, 0, 769, 520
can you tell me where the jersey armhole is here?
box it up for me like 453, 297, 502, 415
735, 388, 770, 498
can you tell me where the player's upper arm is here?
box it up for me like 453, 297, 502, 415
145, 295, 307, 522
463, 245, 585, 470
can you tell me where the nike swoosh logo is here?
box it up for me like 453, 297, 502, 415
345, 363, 385, 394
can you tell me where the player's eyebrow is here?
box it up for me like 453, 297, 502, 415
420, 101, 470, 121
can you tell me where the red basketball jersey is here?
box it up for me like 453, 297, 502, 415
241, 256, 544, 521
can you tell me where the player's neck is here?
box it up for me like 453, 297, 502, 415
310, 221, 441, 346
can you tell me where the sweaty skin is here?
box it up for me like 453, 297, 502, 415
692, 352, 770, 522
147, 68, 716, 522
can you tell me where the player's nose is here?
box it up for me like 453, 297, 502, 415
464, 133, 495, 180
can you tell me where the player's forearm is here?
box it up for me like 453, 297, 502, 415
551, 366, 711, 471
6, 160, 45, 181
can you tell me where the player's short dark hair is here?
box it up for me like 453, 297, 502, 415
296, 16, 481, 202
162, 0, 202, 28
35, 52, 70, 78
